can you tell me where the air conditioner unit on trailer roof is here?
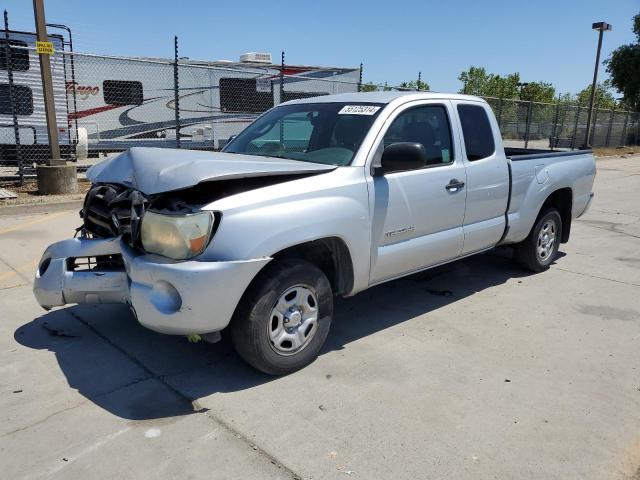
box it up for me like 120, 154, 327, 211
240, 52, 272, 64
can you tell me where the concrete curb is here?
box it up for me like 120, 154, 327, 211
0, 199, 83, 216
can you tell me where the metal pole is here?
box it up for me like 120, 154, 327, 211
358, 62, 362, 93
33, 0, 61, 164
173, 35, 181, 149
3, 11, 24, 183
570, 105, 581, 150
279, 51, 285, 144
550, 96, 561, 150
524, 101, 533, 149
496, 97, 504, 131
417, 71, 421, 91
584, 28, 604, 148
620, 111, 630, 147
605, 107, 615, 147
590, 106, 600, 146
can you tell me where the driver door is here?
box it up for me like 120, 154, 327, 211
369, 101, 467, 284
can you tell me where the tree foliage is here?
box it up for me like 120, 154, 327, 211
605, 11, 640, 110
399, 79, 430, 91
457, 67, 555, 102
575, 80, 617, 109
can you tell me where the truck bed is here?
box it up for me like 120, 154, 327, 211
505, 147, 592, 161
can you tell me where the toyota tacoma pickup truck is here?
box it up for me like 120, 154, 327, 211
33, 92, 596, 374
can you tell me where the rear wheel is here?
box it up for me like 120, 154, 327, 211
514, 209, 562, 272
230, 259, 333, 375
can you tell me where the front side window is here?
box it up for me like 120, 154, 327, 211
103, 80, 143, 106
0, 84, 33, 115
0, 40, 29, 71
384, 105, 454, 166
457, 104, 495, 161
224, 102, 384, 166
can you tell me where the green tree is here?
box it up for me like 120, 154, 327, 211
399, 79, 430, 91
605, 12, 640, 110
520, 82, 556, 103
457, 67, 520, 98
360, 82, 379, 92
576, 80, 617, 109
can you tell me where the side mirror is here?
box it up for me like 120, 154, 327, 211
375, 142, 427, 175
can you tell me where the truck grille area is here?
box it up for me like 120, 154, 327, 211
67, 255, 125, 272
81, 184, 148, 242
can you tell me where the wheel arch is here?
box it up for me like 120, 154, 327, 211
270, 237, 355, 296
538, 187, 572, 243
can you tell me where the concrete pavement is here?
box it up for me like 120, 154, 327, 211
1, 156, 639, 479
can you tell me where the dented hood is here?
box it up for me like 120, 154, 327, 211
86, 147, 336, 195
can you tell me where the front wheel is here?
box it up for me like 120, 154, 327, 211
514, 209, 562, 272
230, 259, 333, 375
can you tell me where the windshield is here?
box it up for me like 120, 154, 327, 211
223, 102, 384, 166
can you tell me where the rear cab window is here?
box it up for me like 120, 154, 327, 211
457, 104, 495, 161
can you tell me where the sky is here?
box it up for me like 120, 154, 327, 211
3, 0, 638, 96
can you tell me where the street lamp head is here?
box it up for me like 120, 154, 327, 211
592, 22, 613, 31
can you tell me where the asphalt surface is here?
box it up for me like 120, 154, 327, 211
1, 155, 639, 480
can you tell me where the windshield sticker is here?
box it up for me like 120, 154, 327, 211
338, 105, 381, 115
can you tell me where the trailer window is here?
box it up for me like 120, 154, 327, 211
0, 84, 33, 115
220, 78, 274, 113
103, 80, 143, 106
0, 40, 29, 71
457, 104, 495, 161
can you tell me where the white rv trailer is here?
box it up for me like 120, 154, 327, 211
1, 29, 360, 159
0, 30, 69, 162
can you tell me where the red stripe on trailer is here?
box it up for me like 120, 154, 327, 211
68, 104, 122, 120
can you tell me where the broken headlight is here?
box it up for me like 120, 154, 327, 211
140, 211, 214, 260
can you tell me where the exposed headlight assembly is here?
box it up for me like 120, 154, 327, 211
140, 211, 216, 260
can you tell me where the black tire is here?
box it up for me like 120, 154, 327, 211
514, 208, 563, 272
230, 258, 333, 375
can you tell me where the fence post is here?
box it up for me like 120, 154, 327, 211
570, 106, 581, 150
550, 96, 561, 150
279, 51, 285, 105
496, 97, 504, 131
590, 107, 600, 146
605, 107, 615, 147
358, 63, 363, 92
173, 35, 181, 149
524, 100, 533, 149
3, 10, 23, 184
620, 111, 630, 147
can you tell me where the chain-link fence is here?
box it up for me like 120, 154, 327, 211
2, 29, 640, 182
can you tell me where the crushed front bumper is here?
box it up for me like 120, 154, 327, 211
33, 237, 271, 335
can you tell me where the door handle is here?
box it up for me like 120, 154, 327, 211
445, 179, 465, 192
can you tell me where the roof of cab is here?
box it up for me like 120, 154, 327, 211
283, 91, 487, 106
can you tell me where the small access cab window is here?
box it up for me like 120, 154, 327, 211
457, 104, 496, 161
103, 80, 143, 106
384, 105, 454, 166
0, 84, 34, 115
0, 40, 29, 71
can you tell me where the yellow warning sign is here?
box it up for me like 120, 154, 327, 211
36, 41, 54, 55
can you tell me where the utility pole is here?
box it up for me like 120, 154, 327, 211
584, 21, 612, 148
33, 0, 61, 165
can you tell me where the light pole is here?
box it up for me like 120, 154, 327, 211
584, 21, 612, 148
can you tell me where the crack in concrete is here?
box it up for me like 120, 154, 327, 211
65, 308, 303, 480
0, 400, 88, 438
555, 266, 640, 288
0, 255, 31, 284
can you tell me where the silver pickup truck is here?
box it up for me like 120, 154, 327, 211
33, 92, 596, 374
